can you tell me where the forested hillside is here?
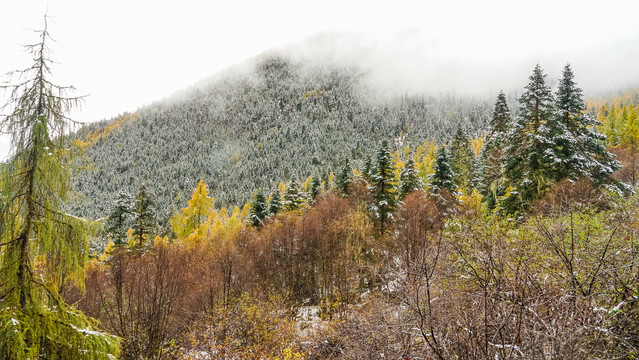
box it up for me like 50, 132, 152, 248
69, 55, 493, 222
4, 22, 639, 358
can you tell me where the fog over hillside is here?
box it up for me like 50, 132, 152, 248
183, 31, 639, 101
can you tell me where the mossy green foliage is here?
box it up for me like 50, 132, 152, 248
0, 304, 119, 360
0, 17, 120, 358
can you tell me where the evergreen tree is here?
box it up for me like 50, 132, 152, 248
502, 64, 555, 213
106, 190, 133, 245
335, 159, 351, 197
430, 145, 456, 194
482, 91, 511, 208
269, 189, 282, 215
488, 90, 511, 145
0, 17, 119, 359
449, 124, 475, 192
554, 64, 622, 188
283, 181, 305, 211
132, 185, 156, 246
363, 155, 372, 181
249, 190, 268, 227
310, 175, 321, 201
371, 140, 397, 234
399, 157, 422, 199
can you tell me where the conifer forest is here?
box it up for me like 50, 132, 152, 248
2, 14, 639, 360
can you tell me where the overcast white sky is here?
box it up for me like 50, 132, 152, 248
1, 0, 639, 159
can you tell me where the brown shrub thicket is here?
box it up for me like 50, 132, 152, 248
69, 189, 639, 359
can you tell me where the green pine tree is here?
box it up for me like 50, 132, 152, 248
399, 157, 422, 199
449, 124, 475, 192
429, 145, 457, 194
0, 17, 119, 359
132, 185, 156, 247
250, 190, 268, 226
363, 155, 372, 181
283, 181, 305, 211
481, 91, 511, 208
269, 189, 282, 215
310, 175, 321, 201
502, 64, 555, 213
554, 64, 623, 189
335, 159, 351, 197
371, 140, 397, 234
106, 190, 133, 245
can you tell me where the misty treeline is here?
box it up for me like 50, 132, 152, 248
64, 63, 639, 358
68, 55, 493, 223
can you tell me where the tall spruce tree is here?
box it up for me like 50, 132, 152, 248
481, 91, 511, 208
554, 64, 622, 188
449, 124, 475, 192
249, 190, 268, 227
371, 140, 397, 234
132, 185, 156, 246
310, 175, 321, 201
106, 190, 133, 245
0, 17, 119, 359
335, 159, 351, 197
363, 155, 373, 181
269, 189, 282, 215
399, 157, 422, 199
283, 181, 305, 211
430, 145, 456, 194
502, 64, 556, 213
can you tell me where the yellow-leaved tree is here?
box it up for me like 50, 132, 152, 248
170, 179, 214, 240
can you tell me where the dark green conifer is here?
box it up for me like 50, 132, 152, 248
335, 159, 351, 197
430, 145, 457, 194
249, 190, 268, 227
399, 158, 422, 199
269, 189, 282, 215
482, 91, 511, 208
132, 185, 156, 247
449, 124, 475, 192
553, 64, 622, 189
283, 181, 305, 211
106, 190, 133, 245
310, 175, 321, 201
371, 140, 397, 234
502, 64, 555, 213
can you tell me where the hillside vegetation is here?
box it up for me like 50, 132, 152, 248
64, 65, 639, 358
69, 55, 492, 222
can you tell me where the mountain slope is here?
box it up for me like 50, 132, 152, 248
70, 55, 492, 222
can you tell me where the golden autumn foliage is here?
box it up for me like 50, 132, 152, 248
73, 112, 136, 149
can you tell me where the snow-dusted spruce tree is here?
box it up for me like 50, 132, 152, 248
269, 188, 282, 215
283, 181, 305, 211
502, 64, 556, 213
0, 17, 119, 359
429, 145, 457, 194
309, 175, 321, 201
481, 91, 511, 208
552, 64, 621, 189
371, 140, 397, 234
399, 157, 422, 199
335, 159, 352, 197
106, 189, 133, 245
449, 123, 475, 192
249, 190, 268, 227
131, 184, 156, 247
